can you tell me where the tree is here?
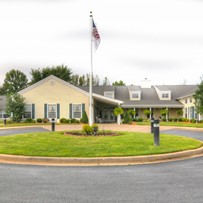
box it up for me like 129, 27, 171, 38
71, 74, 100, 86
1, 69, 28, 95
194, 77, 203, 115
113, 107, 124, 125
112, 80, 125, 86
103, 77, 110, 86
6, 93, 26, 122
30, 65, 72, 84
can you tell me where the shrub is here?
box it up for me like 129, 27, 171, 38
23, 118, 35, 123
70, 118, 77, 123
123, 111, 132, 124
173, 118, 178, 122
190, 118, 196, 123
36, 118, 42, 123
42, 118, 49, 123
82, 124, 93, 135
168, 118, 173, 122
133, 117, 143, 122
80, 110, 88, 123
178, 118, 183, 122
60, 118, 68, 123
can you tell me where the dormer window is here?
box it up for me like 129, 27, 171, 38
162, 93, 169, 98
132, 93, 139, 99
104, 91, 115, 99
130, 91, 141, 100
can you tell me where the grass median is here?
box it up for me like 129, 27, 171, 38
0, 131, 202, 157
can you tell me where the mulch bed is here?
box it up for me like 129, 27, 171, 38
64, 132, 119, 136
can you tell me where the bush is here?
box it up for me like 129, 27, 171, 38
168, 118, 173, 122
36, 118, 42, 123
70, 118, 77, 123
23, 118, 35, 123
123, 111, 132, 124
82, 124, 93, 135
190, 118, 196, 123
173, 118, 178, 122
80, 110, 88, 123
178, 118, 183, 122
133, 117, 143, 122
42, 118, 49, 123
60, 118, 68, 123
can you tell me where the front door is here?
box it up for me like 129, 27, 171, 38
103, 107, 116, 123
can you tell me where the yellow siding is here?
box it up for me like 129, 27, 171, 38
20, 78, 89, 121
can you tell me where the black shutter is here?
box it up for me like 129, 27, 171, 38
32, 104, 35, 119
69, 103, 72, 119
82, 103, 85, 116
57, 104, 60, 119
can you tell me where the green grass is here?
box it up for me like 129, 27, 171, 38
136, 121, 203, 128
0, 131, 201, 157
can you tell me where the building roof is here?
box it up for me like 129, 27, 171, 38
79, 85, 198, 108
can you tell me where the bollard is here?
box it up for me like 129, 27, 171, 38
153, 119, 160, 146
51, 118, 55, 132
151, 117, 154, 133
3, 118, 6, 126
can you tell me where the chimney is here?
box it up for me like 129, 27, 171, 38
141, 78, 152, 88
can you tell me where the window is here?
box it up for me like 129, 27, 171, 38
24, 104, 32, 119
190, 97, 192, 103
48, 104, 57, 118
132, 93, 139, 99
104, 91, 115, 99
162, 93, 169, 98
72, 104, 82, 118
130, 91, 140, 100
185, 99, 187, 104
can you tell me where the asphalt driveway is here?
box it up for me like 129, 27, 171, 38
161, 128, 203, 141
0, 127, 49, 136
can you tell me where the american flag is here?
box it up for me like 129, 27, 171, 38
92, 19, 101, 51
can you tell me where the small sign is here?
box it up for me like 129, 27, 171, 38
154, 124, 159, 127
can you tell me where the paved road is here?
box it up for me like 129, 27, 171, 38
161, 128, 203, 141
0, 157, 203, 203
0, 127, 49, 136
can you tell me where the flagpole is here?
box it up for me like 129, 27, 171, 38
89, 11, 93, 126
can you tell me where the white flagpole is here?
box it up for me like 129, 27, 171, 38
89, 11, 93, 126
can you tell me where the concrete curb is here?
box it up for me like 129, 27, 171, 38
0, 146, 203, 166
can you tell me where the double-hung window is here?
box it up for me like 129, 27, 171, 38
72, 104, 82, 118
24, 104, 32, 119
48, 104, 57, 119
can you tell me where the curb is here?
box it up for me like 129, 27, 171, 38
0, 146, 203, 166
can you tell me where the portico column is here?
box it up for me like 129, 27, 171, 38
166, 107, 168, 122
150, 108, 152, 119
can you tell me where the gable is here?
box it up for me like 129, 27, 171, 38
19, 75, 89, 103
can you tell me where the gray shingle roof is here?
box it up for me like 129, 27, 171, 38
78, 85, 197, 108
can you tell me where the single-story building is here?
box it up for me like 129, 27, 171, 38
1, 75, 202, 123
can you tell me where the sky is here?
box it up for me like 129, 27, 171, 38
0, 0, 203, 86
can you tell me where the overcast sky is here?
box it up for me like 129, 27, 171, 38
0, 0, 203, 86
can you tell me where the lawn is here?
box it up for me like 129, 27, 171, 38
0, 131, 201, 157
136, 121, 203, 128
